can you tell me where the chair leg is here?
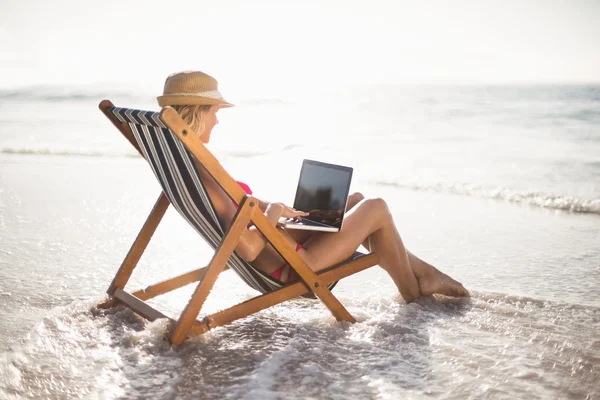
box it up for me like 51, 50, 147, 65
251, 213, 356, 323
113, 288, 168, 321
191, 253, 380, 335
130, 265, 229, 301
169, 198, 257, 345
107, 192, 170, 296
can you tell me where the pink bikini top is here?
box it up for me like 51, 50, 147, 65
237, 181, 253, 196
233, 181, 253, 209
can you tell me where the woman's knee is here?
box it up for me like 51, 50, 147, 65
355, 197, 391, 227
349, 192, 365, 203
363, 197, 389, 214
346, 192, 365, 210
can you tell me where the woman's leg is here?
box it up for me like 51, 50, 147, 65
407, 251, 469, 296
348, 192, 468, 297
299, 196, 468, 302
300, 197, 422, 302
346, 193, 371, 250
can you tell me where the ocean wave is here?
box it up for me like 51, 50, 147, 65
225, 150, 270, 158
238, 98, 292, 106
0, 147, 269, 160
0, 148, 138, 158
376, 180, 600, 215
0, 89, 149, 103
0, 88, 290, 105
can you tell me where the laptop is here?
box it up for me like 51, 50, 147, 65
280, 159, 353, 232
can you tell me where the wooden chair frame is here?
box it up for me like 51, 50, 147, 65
97, 100, 380, 345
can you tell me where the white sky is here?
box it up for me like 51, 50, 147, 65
1, 0, 599, 95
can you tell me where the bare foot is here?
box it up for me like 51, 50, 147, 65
418, 270, 470, 298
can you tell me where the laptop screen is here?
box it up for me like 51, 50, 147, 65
293, 160, 353, 228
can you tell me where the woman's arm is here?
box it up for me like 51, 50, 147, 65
257, 199, 269, 212
220, 200, 306, 261
199, 166, 306, 261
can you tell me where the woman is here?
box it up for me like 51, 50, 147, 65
157, 71, 469, 303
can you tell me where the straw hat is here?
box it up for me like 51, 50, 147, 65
157, 71, 233, 108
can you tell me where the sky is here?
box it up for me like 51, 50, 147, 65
1, 0, 599, 96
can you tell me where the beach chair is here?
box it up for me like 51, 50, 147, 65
97, 100, 380, 345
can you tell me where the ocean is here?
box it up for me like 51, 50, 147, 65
0, 84, 598, 399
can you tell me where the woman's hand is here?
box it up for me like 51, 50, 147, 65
276, 203, 309, 219
265, 202, 309, 224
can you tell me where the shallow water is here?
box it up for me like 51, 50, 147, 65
0, 84, 599, 398
2, 291, 598, 399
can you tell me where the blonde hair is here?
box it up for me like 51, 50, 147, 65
172, 104, 212, 138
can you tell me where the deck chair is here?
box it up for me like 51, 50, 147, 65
97, 100, 380, 345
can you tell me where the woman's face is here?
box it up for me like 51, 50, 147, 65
200, 105, 219, 143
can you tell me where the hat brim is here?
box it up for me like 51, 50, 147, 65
157, 94, 234, 108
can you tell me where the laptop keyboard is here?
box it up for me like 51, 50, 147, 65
287, 218, 329, 227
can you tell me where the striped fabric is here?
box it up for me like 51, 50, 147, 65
109, 107, 353, 295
